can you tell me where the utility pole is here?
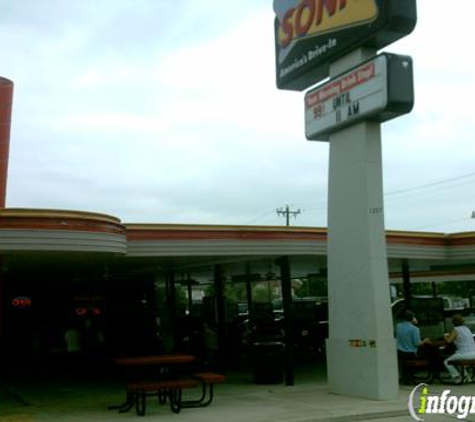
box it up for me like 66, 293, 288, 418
276, 205, 301, 226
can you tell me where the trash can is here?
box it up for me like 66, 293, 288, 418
251, 341, 284, 384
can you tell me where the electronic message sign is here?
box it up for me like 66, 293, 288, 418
274, 0, 417, 91
305, 53, 413, 141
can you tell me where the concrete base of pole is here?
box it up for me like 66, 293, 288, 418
327, 337, 398, 400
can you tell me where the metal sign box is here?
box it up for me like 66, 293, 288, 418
305, 53, 414, 141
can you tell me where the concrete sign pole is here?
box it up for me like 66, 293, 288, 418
326, 48, 398, 400
274, 0, 415, 400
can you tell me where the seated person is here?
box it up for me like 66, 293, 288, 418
443, 314, 475, 383
395, 310, 429, 383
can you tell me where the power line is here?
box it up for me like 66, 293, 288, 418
244, 208, 277, 225
246, 171, 475, 226
386, 170, 475, 197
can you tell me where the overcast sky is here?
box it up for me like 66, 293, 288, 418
0, 1, 474, 233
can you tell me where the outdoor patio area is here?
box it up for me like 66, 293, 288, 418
2, 361, 474, 422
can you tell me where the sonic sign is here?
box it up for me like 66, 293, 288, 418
274, 0, 417, 91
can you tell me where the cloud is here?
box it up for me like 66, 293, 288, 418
2, 0, 475, 233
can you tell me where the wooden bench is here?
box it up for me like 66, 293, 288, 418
124, 378, 199, 416
181, 372, 226, 408
448, 359, 475, 384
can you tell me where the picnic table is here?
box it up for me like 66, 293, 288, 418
109, 353, 226, 415
108, 354, 196, 415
